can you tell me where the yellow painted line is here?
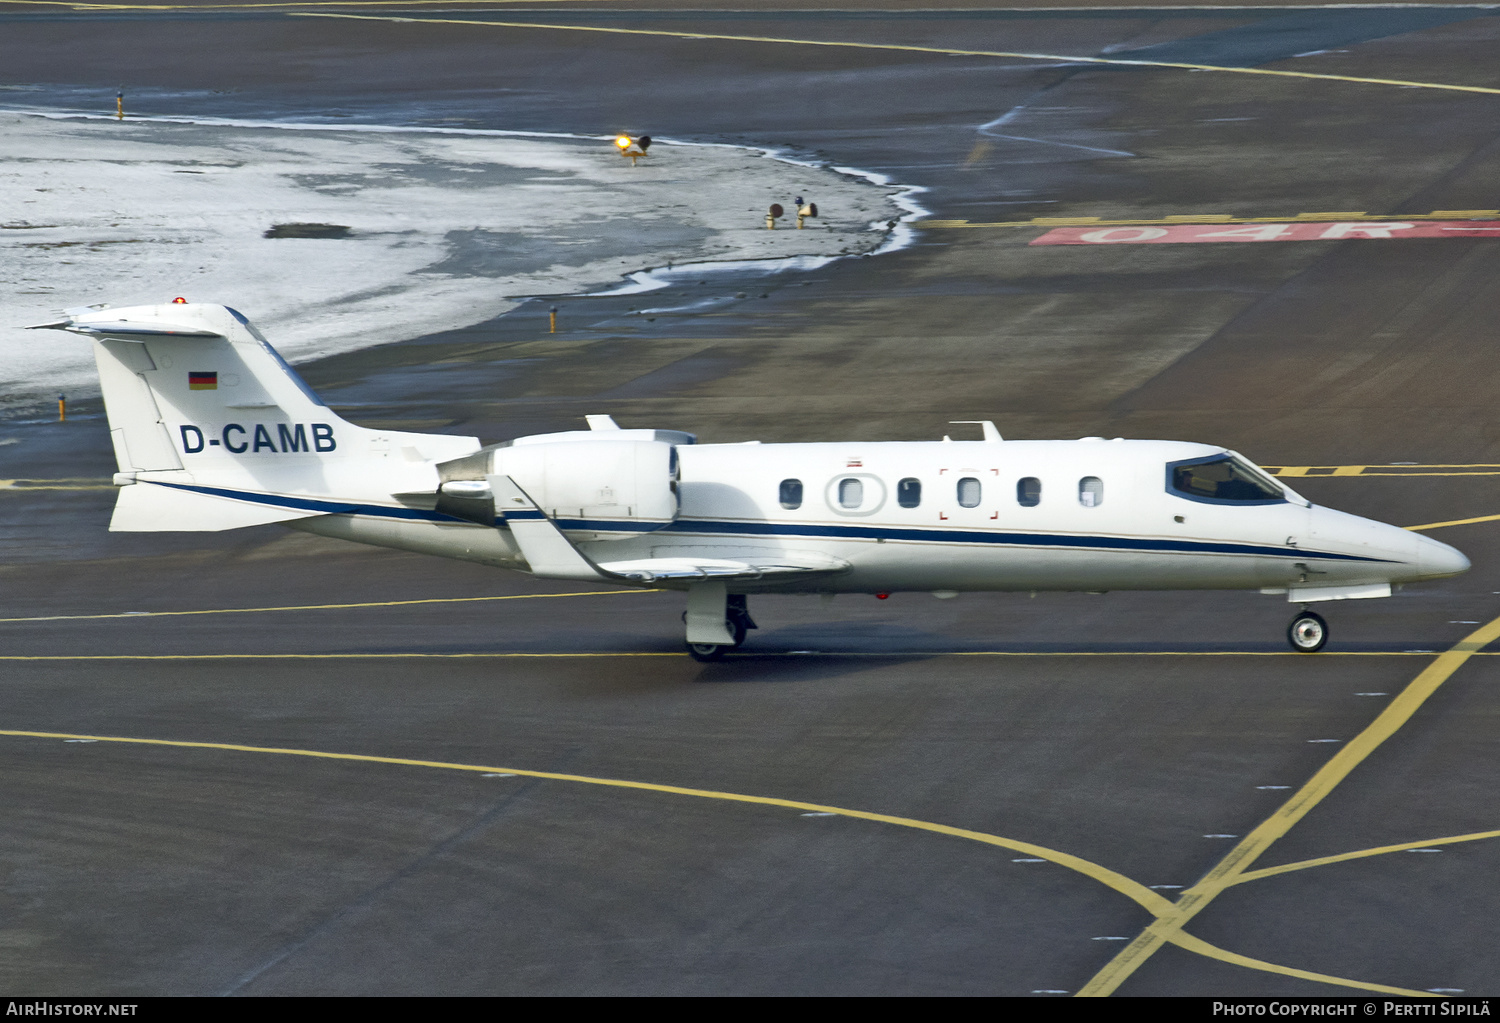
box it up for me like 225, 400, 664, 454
1406, 513, 1500, 532
1077, 611, 1500, 997
927, 211, 1500, 230
1233, 829, 1500, 886
1269, 465, 1500, 478
288, 13, 1500, 98
1166, 931, 1438, 998
0, 479, 115, 491
0, 726, 1174, 917
0, 589, 653, 624
0, 724, 1436, 994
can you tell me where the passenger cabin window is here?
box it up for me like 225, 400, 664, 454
957, 477, 981, 508
1079, 476, 1103, 507
1017, 477, 1041, 507
897, 478, 921, 508
779, 478, 803, 510
1169, 456, 1283, 504
838, 478, 864, 509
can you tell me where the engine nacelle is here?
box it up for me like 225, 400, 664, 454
491, 438, 678, 526
435, 429, 686, 529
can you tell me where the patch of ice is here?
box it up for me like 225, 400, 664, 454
0, 111, 910, 412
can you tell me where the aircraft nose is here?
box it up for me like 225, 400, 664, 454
1416, 533, 1470, 579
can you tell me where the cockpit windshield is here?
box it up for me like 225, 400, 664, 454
1169, 455, 1283, 504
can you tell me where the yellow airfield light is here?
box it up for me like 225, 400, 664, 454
615, 135, 632, 149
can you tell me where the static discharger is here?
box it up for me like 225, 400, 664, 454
614, 134, 651, 166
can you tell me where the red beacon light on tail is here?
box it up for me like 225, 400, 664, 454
171, 297, 187, 304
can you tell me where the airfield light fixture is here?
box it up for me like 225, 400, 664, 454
615, 134, 651, 166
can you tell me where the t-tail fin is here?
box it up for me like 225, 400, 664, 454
31, 302, 479, 531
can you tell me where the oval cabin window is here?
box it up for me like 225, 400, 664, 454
1079, 476, 1103, 507
779, 479, 803, 510
957, 477, 981, 508
897, 478, 921, 508
1017, 477, 1041, 507
838, 477, 864, 509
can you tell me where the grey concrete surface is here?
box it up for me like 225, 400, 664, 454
2, 3, 1500, 997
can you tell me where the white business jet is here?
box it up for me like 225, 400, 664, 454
35, 302, 1468, 659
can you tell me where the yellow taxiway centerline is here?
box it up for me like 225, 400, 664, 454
1405, 513, 1500, 532
926, 210, 1500, 230
0, 726, 1436, 996
1232, 829, 1500, 887
1077, 611, 1500, 996
0, 589, 654, 624
286, 12, 1500, 98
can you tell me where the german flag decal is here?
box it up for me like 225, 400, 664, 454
188, 371, 217, 391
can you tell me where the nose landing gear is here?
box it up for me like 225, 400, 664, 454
1288, 609, 1328, 652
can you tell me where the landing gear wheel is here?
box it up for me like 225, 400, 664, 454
688, 642, 727, 662
1288, 611, 1328, 653
728, 617, 748, 648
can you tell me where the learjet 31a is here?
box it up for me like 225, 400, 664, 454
36, 302, 1469, 658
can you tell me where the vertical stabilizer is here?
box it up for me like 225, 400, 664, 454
31, 302, 480, 530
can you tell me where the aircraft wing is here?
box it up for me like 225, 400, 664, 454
594, 556, 844, 584
488, 474, 848, 584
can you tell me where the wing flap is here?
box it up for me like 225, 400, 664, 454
596, 556, 846, 583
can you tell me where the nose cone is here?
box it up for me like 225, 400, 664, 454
1417, 533, 1470, 579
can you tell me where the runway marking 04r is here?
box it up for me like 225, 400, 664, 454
0, 724, 1450, 997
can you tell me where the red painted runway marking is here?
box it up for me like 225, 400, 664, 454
1030, 221, 1500, 245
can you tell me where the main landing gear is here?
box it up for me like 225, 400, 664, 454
1287, 609, 1328, 653
685, 584, 757, 662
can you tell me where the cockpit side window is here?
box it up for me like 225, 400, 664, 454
1167, 455, 1284, 505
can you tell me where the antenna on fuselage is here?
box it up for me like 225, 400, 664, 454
948, 420, 1002, 442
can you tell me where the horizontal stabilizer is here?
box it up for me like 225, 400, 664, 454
110, 480, 323, 532
30, 319, 222, 339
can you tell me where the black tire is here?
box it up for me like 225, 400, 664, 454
1288, 611, 1328, 653
688, 642, 726, 662
728, 618, 748, 648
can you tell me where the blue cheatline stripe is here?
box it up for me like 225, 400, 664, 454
151, 481, 468, 523
147, 482, 1392, 564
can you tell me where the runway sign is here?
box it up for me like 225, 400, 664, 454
1031, 221, 1500, 245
